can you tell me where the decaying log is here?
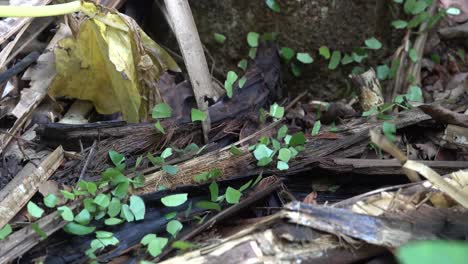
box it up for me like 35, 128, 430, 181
0, 146, 64, 229
137, 108, 431, 193
318, 158, 468, 176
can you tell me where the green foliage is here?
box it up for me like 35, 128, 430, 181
209, 181, 219, 202
58, 206, 74, 221
265, 0, 281, 12
104, 218, 123, 225
194, 168, 221, 183
364, 37, 382, 50
64, 222, 95, 235
296, 52, 314, 64
162, 165, 179, 175
229, 145, 244, 156
382, 122, 397, 142
397, 241, 468, 264
0, 224, 12, 240
152, 103, 172, 119
166, 220, 183, 237
191, 108, 207, 122
213, 33, 226, 44
328, 51, 341, 70
446, 7, 461, 15
44, 194, 59, 208
289, 132, 306, 146
27, 201, 44, 218
247, 32, 260, 48
280, 47, 295, 61
31, 223, 47, 239
224, 71, 238, 98
311, 120, 321, 136
408, 48, 418, 62
319, 46, 331, 59
225, 187, 241, 204
269, 103, 285, 119
161, 194, 188, 207
238, 59, 248, 71
75, 209, 92, 225
141, 234, 168, 257
196, 200, 221, 211
155, 120, 165, 134
129, 195, 145, 220
172, 240, 195, 250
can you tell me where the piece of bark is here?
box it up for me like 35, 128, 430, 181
439, 21, 468, 39
318, 158, 468, 176
350, 68, 384, 111
419, 104, 468, 128
137, 108, 431, 193
0, 146, 64, 229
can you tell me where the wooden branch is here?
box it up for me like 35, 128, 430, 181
0, 146, 64, 229
163, 0, 218, 143
137, 108, 431, 193
350, 68, 384, 110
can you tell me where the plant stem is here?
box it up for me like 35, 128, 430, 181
0, 1, 81, 17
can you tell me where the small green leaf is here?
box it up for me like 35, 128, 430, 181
446, 7, 461, 15
291, 63, 301, 77
249, 47, 257, 59
238, 76, 247, 88
238, 59, 248, 71
230, 145, 244, 156
27, 201, 44, 218
224, 71, 238, 98
289, 132, 306, 146
60, 190, 75, 200
225, 187, 241, 204
161, 148, 173, 159
162, 165, 178, 175
31, 223, 47, 239
247, 32, 260, 48
120, 204, 135, 222
253, 144, 274, 160
392, 20, 407, 29
129, 195, 145, 221
172, 240, 195, 250
104, 218, 123, 225
257, 157, 273, 167
165, 212, 177, 220
191, 108, 206, 122
109, 150, 125, 169
408, 48, 418, 62
148, 237, 168, 257
112, 181, 130, 199
328, 51, 342, 70
269, 103, 284, 118
43, 194, 59, 208
209, 181, 219, 202
166, 220, 183, 237
407, 85, 423, 102
280, 47, 295, 61
141, 234, 157, 245
278, 148, 292, 162
239, 179, 253, 192
296, 52, 314, 64
87, 182, 97, 195
319, 46, 330, 59
277, 161, 289, 171
94, 194, 110, 208
383, 122, 397, 142
152, 103, 172, 119
265, 0, 281, 12
0, 224, 12, 240
161, 194, 188, 207
376, 64, 390, 80
365, 37, 382, 50
63, 222, 95, 235
58, 206, 74, 221
213, 33, 226, 44
277, 125, 288, 139
108, 198, 121, 218
74, 209, 91, 225
195, 201, 221, 211
155, 120, 166, 134
311, 120, 321, 136
397, 240, 468, 264
341, 54, 353, 65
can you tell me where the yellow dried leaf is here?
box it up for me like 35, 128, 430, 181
48, 4, 179, 122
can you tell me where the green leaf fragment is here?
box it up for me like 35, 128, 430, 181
311, 120, 321, 136
161, 193, 188, 207
152, 103, 172, 119
166, 220, 183, 237
328, 51, 341, 70
195, 201, 221, 211
225, 187, 241, 204
191, 108, 207, 122
247, 32, 260, 48
280, 47, 295, 61
129, 195, 146, 221
27, 201, 44, 218
63, 222, 95, 235
365, 37, 382, 50
319, 46, 330, 59
265, 0, 281, 12
277, 161, 289, 171
269, 103, 285, 118
213, 33, 226, 44
44, 194, 59, 208
0, 224, 12, 240
58, 206, 74, 221
296, 52, 314, 64
162, 165, 179, 175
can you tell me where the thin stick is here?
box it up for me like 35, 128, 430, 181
79, 140, 97, 180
